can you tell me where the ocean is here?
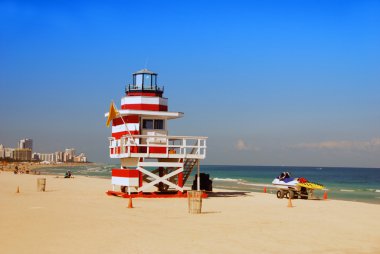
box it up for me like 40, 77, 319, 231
38, 164, 380, 205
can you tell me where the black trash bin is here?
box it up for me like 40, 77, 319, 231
192, 173, 212, 191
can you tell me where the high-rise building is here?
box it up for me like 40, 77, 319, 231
18, 139, 33, 151
13, 148, 32, 161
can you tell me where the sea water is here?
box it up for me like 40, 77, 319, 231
202, 165, 380, 204
38, 164, 380, 204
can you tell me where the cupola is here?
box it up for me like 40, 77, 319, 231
126, 69, 163, 96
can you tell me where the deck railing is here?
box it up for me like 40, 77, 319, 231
125, 84, 164, 93
108, 134, 207, 159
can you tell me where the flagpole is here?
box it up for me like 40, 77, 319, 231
112, 101, 137, 147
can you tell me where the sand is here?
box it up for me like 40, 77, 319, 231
1, 171, 380, 254
0, 162, 94, 174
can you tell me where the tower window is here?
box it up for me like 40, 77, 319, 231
144, 74, 151, 87
135, 74, 143, 88
143, 119, 165, 130
143, 119, 154, 129
154, 120, 164, 129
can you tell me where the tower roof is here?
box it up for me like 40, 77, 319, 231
105, 109, 183, 120
133, 68, 157, 75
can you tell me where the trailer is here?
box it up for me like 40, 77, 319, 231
275, 186, 310, 199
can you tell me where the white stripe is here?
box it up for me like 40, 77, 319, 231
111, 139, 140, 146
139, 162, 183, 167
112, 123, 139, 133
106, 109, 183, 119
121, 96, 168, 106
112, 176, 139, 186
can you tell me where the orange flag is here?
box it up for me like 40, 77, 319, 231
106, 102, 119, 127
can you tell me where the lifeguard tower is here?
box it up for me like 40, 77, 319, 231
105, 69, 207, 198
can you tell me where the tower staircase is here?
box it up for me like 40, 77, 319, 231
182, 141, 200, 184
182, 158, 197, 185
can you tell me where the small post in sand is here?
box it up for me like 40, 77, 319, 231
16, 186, 20, 193
37, 178, 46, 192
287, 196, 293, 208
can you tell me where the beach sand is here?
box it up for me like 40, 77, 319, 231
1, 171, 380, 254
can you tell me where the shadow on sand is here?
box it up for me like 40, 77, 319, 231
207, 191, 250, 198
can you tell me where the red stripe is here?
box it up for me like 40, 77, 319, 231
130, 147, 139, 153
127, 92, 163, 97
139, 147, 167, 154
121, 104, 168, 111
112, 115, 139, 126
139, 171, 143, 187
149, 147, 167, 154
112, 169, 139, 178
178, 172, 183, 187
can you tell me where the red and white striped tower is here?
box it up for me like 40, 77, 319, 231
105, 69, 207, 198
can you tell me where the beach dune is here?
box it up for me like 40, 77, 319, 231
1, 171, 380, 254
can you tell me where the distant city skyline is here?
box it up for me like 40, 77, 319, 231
0, 138, 87, 162
1, 0, 379, 167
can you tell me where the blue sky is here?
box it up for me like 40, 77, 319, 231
1, 0, 379, 167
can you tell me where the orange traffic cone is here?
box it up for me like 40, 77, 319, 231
323, 191, 328, 200
127, 197, 133, 208
16, 186, 20, 193
287, 197, 293, 208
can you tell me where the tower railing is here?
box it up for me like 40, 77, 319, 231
125, 84, 164, 93
108, 135, 207, 159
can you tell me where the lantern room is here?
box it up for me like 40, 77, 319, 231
126, 68, 163, 96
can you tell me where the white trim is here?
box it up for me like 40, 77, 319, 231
105, 109, 183, 119
138, 162, 183, 167
108, 135, 207, 159
121, 96, 168, 106
109, 153, 204, 159
137, 167, 184, 192
112, 123, 139, 133
111, 176, 139, 186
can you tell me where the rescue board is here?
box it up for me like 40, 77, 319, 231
297, 182, 324, 190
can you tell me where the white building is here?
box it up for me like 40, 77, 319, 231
0, 145, 14, 159
74, 153, 87, 163
55, 151, 64, 162
39, 153, 55, 162
0, 144, 4, 159
64, 148, 76, 162
4, 148, 15, 159
0, 144, 5, 159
